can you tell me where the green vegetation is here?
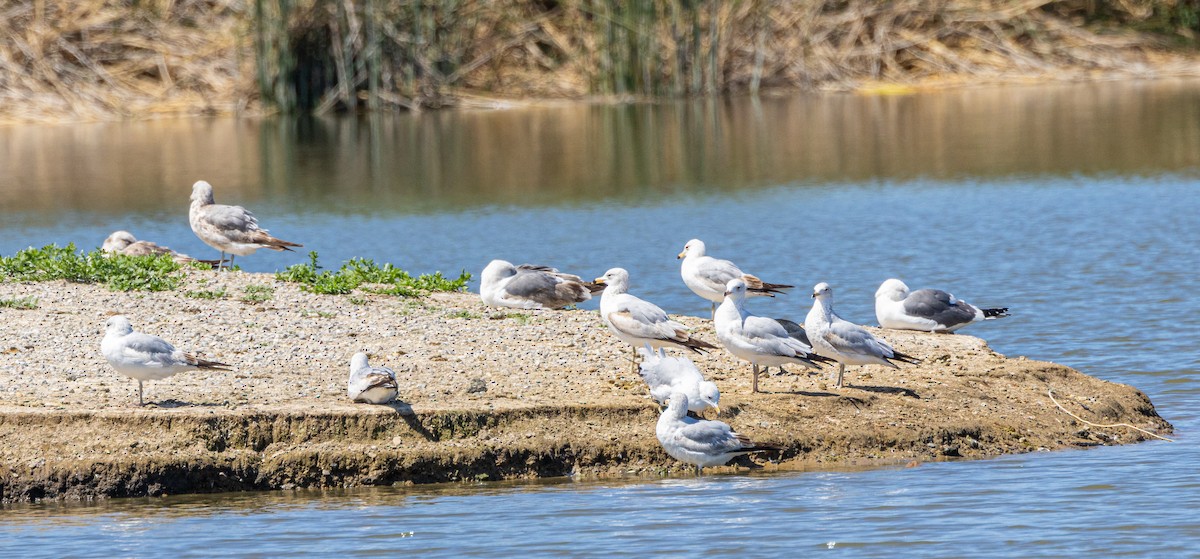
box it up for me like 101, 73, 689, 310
241, 284, 275, 304
0, 296, 38, 310
489, 311, 531, 325
276, 252, 470, 297
447, 309, 482, 320
0, 244, 183, 291
185, 288, 228, 300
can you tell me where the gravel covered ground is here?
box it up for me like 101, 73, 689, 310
0, 270, 1173, 501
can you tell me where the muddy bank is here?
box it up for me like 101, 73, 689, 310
0, 273, 1172, 502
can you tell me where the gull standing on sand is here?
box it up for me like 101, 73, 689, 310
637, 345, 720, 417
348, 352, 399, 404
480, 260, 602, 310
875, 278, 1009, 333
189, 180, 302, 270
715, 279, 832, 393
595, 268, 717, 374
102, 230, 222, 267
101, 315, 230, 406
656, 392, 780, 476
678, 239, 792, 317
805, 283, 919, 389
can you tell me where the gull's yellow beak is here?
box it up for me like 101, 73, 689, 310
677, 249, 687, 259
593, 277, 606, 285
713, 404, 721, 417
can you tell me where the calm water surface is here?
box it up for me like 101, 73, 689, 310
2, 80, 1199, 557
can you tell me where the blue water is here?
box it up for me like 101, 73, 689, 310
2, 82, 1200, 556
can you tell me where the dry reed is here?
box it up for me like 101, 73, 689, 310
1, 0, 1197, 122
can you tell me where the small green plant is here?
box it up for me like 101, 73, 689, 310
0, 244, 183, 291
348, 296, 368, 305
241, 284, 275, 304
489, 311, 531, 324
301, 309, 337, 319
185, 288, 227, 300
276, 251, 470, 297
0, 296, 38, 309
447, 309, 481, 319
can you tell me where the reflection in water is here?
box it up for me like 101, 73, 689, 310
3, 79, 1199, 217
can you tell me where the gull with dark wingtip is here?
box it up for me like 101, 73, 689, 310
596, 267, 717, 374
189, 180, 302, 270
805, 282, 919, 389
715, 279, 833, 393
480, 259, 602, 310
678, 238, 792, 318
101, 315, 230, 406
875, 278, 1009, 333
656, 392, 780, 476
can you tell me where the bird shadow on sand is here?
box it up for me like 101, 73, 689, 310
760, 389, 840, 397
384, 401, 439, 442
851, 385, 921, 399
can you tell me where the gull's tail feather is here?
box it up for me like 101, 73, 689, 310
263, 236, 303, 252
743, 274, 793, 297
887, 350, 921, 366
983, 307, 1010, 319
186, 354, 232, 370
735, 434, 783, 453
679, 336, 719, 354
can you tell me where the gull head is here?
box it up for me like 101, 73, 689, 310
665, 392, 690, 415
812, 282, 833, 300
350, 352, 370, 371
724, 278, 748, 301
875, 278, 910, 301
698, 381, 720, 416
594, 268, 630, 291
678, 238, 705, 260
102, 231, 137, 253
190, 180, 215, 205
481, 259, 517, 284
104, 315, 134, 336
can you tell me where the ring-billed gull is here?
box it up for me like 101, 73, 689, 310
102, 230, 222, 268
101, 315, 231, 405
656, 392, 780, 476
189, 180, 302, 270
595, 268, 716, 374
875, 278, 1009, 333
348, 352, 399, 404
715, 279, 833, 393
678, 239, 792, 317
480, 260, 602, 310
805, 282, 919, 389
637, 345, 720, 417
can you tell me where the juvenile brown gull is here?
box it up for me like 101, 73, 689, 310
480, 259, 601, 310
189, 180, 302, 270
102, 230, 222, 268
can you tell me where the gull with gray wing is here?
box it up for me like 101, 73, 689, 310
875, 278, 1009, 333
101, 315, 230, 406
595, 268, 716, 374
678, 238, 792, 318
637, 345, 720, 417
805, 282, 919, 389
656, 392, 780, 476
189, 180, 302, 270
480, 259, 601, 310
715, 279, 832, 393
102, 230, 222, 268
348, 352, 399, 404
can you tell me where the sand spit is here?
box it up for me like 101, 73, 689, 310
0, 272, 1171, 502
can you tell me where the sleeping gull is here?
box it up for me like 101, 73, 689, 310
189, 180, 302, 270
875, 278, 1009, 333
656, 392, 780, 476
805, 282, 919, 389
678, 238, 792, 317
637, 345, 720, 417
101, 315, 231, 406
595, 267, 717, 374
102, 230, 222, 268
480, 259, 602, 310
348, 352, 399, 404
715, 279, 833, 393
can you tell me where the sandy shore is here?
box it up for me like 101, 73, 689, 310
0, 271, 1172, 502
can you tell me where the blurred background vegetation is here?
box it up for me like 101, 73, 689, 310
1, 0, 1197, 121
